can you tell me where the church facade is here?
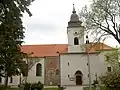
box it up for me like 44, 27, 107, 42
0, 5, 113, 87
60, 5, 111, 86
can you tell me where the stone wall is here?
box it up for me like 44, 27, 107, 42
44, 56, 60, 85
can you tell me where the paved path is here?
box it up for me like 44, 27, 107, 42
64, 86, 83, 90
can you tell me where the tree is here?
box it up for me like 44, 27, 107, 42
100, 71, 120, 88
0, 0, 34, 87
20, 55, 40, 84
79, 0, 120, 44
100, 48, 120, 88
105, 48, 120, 70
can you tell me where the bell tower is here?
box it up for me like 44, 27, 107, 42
67, 4, 85, 53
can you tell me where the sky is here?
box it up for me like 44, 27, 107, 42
22, 0, 119, 47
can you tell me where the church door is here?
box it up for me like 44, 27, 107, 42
76, 76, 82, 85
75, 70, 82, 85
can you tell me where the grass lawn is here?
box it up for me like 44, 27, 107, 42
6, 88, 60, 90
5, 86, 107, 90
84, 86, 107, 90
5, 88, 21, 90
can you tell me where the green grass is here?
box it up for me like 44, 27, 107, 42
5, 86, 108, 90
84, 86, 107, 90
6, 88, 59, 90
6, 88, 21, 90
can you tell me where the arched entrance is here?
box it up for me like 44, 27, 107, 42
75, 70, 82, 85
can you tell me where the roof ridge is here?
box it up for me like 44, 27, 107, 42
22, 44, 67, 46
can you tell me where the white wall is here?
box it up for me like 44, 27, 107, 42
60, 53, 106, 86
22, 58, 45, 84
0, 76, 20, 87
67, 27, 85, 53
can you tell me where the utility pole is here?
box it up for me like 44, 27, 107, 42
86, 35, 92, 90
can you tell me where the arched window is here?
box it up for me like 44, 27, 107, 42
36, 63, 42, 76
74, 37, 79, 45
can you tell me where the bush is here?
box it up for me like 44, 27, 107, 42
92, 80, 99, 87
100, 71, 120, 88
31, 81, 44, 90
0, 85, 11, 90
0, 85, 4, 90
23, 82, 31, 90
22, 81, 43, 90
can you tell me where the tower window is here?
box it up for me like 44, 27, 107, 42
74, 37, 79, 45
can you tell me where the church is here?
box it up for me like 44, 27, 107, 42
0, 5, 112, 87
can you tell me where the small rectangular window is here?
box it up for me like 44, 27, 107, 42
68, 62, 69, 66
68, 74, 70, 78
107, 67, 111, 72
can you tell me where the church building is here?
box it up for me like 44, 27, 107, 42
0, 4, 112, 87
59, 4, 112, 86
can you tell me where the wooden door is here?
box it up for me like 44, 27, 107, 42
76, 76, 82, 85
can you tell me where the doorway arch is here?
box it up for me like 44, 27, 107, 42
75, 70, 82, 85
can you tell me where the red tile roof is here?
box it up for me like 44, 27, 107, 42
87, 42, 112, 52
21, 43, 112, 57
21, 44, 68, 57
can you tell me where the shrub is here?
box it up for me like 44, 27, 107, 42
0, 85, 11, 90
92, 80, 99, 87
31, 81, 44, 90
100, 71, 120, 89
23, 82, 31, 90
0, 85, 4, 90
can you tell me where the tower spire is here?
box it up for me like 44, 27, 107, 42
72, 3, 76, 13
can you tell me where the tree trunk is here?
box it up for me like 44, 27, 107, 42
25, 76, 27, 83
4, 73, 8, 87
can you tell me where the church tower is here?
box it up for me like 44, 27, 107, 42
67, 4, 85, 53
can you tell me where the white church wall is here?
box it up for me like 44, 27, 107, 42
21, 58, 44, 84
0, 76, 20, 87
67, 27, 85, 53
60, 53, 106, 86
8, 76, 20, 87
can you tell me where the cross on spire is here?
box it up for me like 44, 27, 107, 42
72, 3, 76, 13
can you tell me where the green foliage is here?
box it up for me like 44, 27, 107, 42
31, 81, 44, 90
22, 81, 44, 90
0, 0, 34, 86
23, 82, 31, 90
100, 48, 120, 88
79, 0, 120, 44
100, 71, 120, 88
92, 80, 99, 87
105, 48, 120, 70
0, 85, 5, 90
0, 85, 11, 90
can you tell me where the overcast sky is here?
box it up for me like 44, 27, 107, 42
22, 0, 119, 47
